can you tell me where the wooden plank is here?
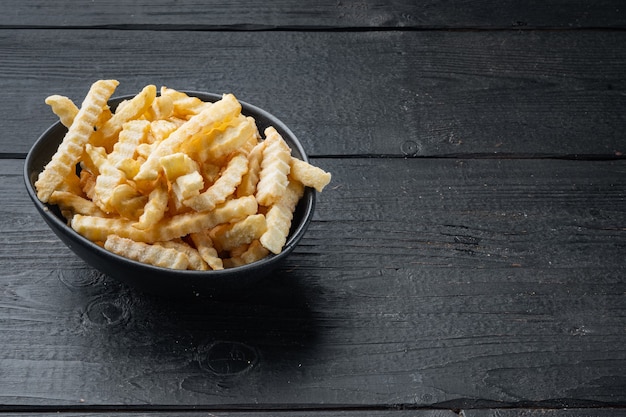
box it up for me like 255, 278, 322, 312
0, 412, 456, 417
1, 0, 625, 29
37, 410, 615, 417
0, 412, 621, 417
2, 157, 625, 408
464, 409, 626, 417
2, 29, 625, 157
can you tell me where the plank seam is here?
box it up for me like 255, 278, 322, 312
1, 24, 626, 32
0, 403, 624, 413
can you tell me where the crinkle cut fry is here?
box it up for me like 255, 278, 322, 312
225, 239, 270, 268
189, 230, 224, 270
134, 93, 241, 182
183, 153, 248, 212
240, 239, 270, 265
289, 157, 332, 192
255, 126, 292, 207
211, 213, 267, 252
49, 191, 107, 218
157, 195, 257, 242
104, 235, 189, 270
202, 115, 257, 162
96, 84, 157, 149
45, 95, 79, 128
237, 139, 266, 197
260, 180, 304, 254
133, 177, 169, 230
71, 195, 258, 243
86, 144, 126, 213
173, 171, 204, 201
35, 79, 119, 202
108, 119, 151, 167
157, 240, 208, 270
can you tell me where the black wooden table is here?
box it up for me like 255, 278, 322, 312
1, 1, 625, 416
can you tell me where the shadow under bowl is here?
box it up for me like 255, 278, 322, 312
24, 91, 315, 298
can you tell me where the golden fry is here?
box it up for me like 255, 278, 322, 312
149, 119, 178, 143
133, 93, 241, 182
172, 171, 204, 201
144, 94, 174, 121
133, 177, 169, 230
104, 235, 189, 270
237, 139, 266, 197
49, 191, 107, 217
160, 152, 199, 182
260, 180, 304, 254
72, 195, 258, 243
211, 213, 267, 252
189, 230, 224, 270
85, 144, 126, 213
157, 240, 209, 270
255, 127, 291, 207
108, 120, 150, 166
183, 153, 248, 212
155, 196, 258, 242
45, 95, 79, 128
289, 157, 332, 192
194, 115, 256, 163
161, 87, 211, 118
109, 183, 147, 221
35, 79, 119, 202
96, 84, 157, 150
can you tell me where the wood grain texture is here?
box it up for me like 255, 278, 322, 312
2, 157, 624, 408
0, 412, 621, 417
0, 413, 457, 417
2, 0, 624, 414
464, 410, 626, 417
1, 0, 625, 29
2, 29, 625, 157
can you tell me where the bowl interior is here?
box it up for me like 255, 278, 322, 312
24, 91, 315, 297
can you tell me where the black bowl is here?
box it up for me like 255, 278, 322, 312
24, 91, 315, 297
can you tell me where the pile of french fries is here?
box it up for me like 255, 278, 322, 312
35, 80, 331, 270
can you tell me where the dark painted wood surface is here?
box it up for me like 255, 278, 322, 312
2, 29, 625, 157
2, 412, 624, 417
2, 0, 625, 29
464, 410, 626, 417
0, 413, 455, 417
0, 1, 624, 416
2, 156, 625, 409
